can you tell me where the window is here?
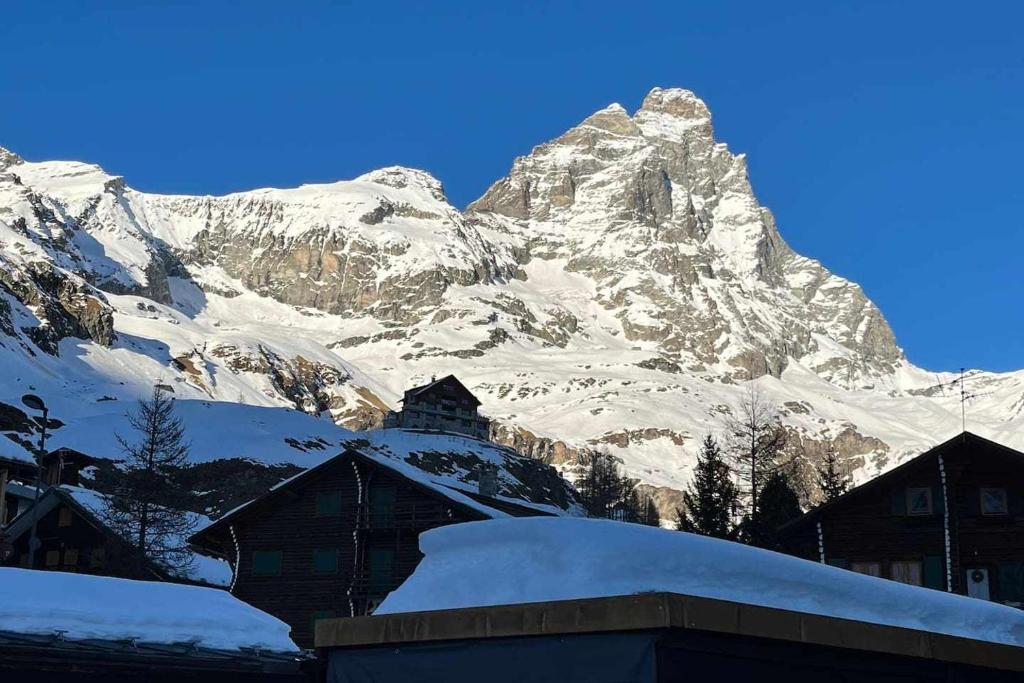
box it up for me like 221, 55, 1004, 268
316, 491, 343, 517
850, 561, 881, 577
981, 488, 1008, 516
369, 487, 397, 527
45, 550, 60, 567
313, 548, 339, 574
63, 548, 79, 566
58, 507, 73, 528
906, 487, 933, 516
368, 548, 394, 592
90, 547, 106, 568
252, 550, 282, 576
890, 560, 923, 586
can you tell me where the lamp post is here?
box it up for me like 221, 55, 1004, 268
21, 394, 48, 570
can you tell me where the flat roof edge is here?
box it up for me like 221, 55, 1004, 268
315, 592, 1024, 673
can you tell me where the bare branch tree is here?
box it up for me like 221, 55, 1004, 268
723, 384, 788, 524
104, 387, 195, 578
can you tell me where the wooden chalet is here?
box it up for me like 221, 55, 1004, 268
382, 375, 490, 440
2, 485, 169, 580
780, 432, 1024, 605
190, 443, 561, 648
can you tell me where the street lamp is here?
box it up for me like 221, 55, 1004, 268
21, 394, 48, 570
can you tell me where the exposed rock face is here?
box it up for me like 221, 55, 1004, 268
2, 86, 1022, 511
469, 87, 900, 382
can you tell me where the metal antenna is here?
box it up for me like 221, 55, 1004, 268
923, 369, 991, 433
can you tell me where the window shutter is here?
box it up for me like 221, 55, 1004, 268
312, 548, 339, 574
252, 550, 282, 576
1010, 490, 1024, 517
890, 488, 906, 516
998, 562, 1024, 602
924, 555, 944, 590
933, 486, 945, 516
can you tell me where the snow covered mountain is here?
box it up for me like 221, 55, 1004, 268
2, 87, 1022, 516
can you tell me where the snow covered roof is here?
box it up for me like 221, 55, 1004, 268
195, 429, 579, 544
3, 485, 232, 587
0, 568, 297, 653
375, 517, 1024, 647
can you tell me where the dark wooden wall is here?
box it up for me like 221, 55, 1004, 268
230, 456, 483, 648
3, 502, 136, 578
782, 438, 1024, 603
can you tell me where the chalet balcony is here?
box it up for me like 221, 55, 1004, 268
356, 501, 454, 531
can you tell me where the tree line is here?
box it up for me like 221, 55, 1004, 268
575, 386, 853, 551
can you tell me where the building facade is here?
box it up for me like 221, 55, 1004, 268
382, 375, 490, 440
191, 446, 557, 648
780, 432, 1024, 605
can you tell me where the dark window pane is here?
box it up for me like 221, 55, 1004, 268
906, 487, 933, 516
313, 548, 339, 574
252, 550, 282, 576
370, 487, 397, 527
981, 488, 1008, 515
368, 548, 394, 592
316, 491, 343, 517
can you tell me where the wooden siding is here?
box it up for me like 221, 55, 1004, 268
782, 436, 1024, 604
229, 455, 483, 648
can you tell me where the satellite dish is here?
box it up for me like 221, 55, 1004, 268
21, 394, 46, 412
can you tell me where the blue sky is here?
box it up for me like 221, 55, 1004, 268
2, 2, 1021, 372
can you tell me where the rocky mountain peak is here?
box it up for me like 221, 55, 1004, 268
355, 166, 448, 204
0, 146, 24, 170
637, 87, 711, 121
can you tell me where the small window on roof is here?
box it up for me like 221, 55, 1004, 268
981, 488, 1008, 515
316, 491, 343, 517
906, 487, 933, 516
58, 507, 73, 528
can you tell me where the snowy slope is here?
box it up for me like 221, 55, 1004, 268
1, 87, 1022, 516
377, 518, 1024, 647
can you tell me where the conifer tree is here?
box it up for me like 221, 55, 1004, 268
816, 447, 851, 502
104, 386, 195, 577
576, 450, 628, 519
625, 489, 661, 526
676, 435, 738, 539
740, 469, 802, 549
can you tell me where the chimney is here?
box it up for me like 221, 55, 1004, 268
477, 463, 498, 498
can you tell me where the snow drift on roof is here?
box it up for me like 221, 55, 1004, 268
376, 518, 1024, 647
0, 568, 297, 652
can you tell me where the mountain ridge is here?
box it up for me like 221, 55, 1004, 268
2, 87, 1021, 518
